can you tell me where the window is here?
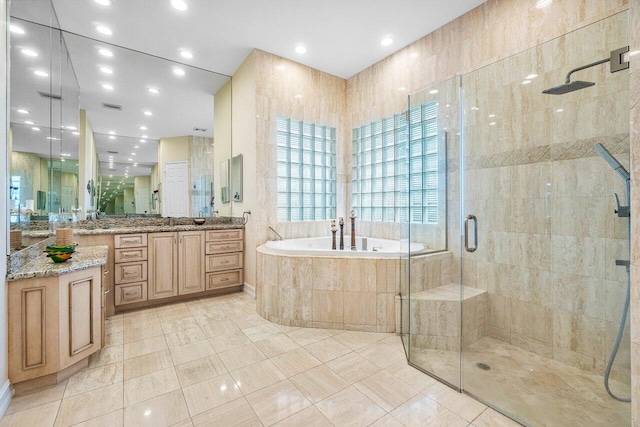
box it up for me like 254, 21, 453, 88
276, 117, 337, 221
352, 101, 438, 224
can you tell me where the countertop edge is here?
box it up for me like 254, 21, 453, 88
7, 246, 109, 281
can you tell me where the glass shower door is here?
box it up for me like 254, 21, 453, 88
460, 11, 631, 426
403, 77, 460, 388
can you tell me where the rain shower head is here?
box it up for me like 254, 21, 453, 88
594, 143, 630, 181
542, 80, 595, 95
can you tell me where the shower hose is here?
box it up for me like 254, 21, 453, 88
604, 268, 631, 402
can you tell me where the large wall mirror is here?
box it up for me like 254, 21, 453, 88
8, 0, 233, 253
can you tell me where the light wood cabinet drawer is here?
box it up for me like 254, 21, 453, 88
206, 270, 242, 290
205, 229, 243, 242
206, 253, 243, 272
206, 240, 243, 255
115, 282, 148, 305
114, 234, 148, 249
115, 261, 148, 284
115, 247, 148, 263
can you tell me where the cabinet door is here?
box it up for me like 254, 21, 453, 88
148, 232, 178, 300
59, 267, 102, 370
178, 231, 205, 295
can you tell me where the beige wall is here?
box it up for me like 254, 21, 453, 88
215, 79, 233, 217
232, 49, 346, 289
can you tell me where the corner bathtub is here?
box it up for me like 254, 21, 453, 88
256, 236, 448, 333
263, 236, 426, 258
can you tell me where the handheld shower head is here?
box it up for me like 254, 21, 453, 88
594, 143, 630, 181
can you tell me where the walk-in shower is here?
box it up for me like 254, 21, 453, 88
403, 11, 632, 427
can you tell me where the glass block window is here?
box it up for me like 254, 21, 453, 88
352, 101, 438, 224
276, 116, 337, 221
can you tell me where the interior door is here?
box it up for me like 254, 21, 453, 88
163, 161, 189, 217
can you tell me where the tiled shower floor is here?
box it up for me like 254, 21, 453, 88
0, 293, 519, 427
410, 337, 630, 427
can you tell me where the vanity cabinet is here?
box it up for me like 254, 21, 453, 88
8, 267, 103, 386
205, 229, 244, 290
114, 233, 149, 306
148, 231, 205, 300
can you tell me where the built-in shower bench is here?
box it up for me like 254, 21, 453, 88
406, 283, 487, 351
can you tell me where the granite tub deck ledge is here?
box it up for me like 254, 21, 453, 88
6, 245, 109, 281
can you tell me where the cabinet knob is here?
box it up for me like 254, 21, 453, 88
104, 289, 110, 294
103, 270, 110, 275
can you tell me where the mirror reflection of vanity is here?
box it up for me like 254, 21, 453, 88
8, 3, 233, 253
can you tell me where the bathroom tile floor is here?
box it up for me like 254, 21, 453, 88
0, 292, 520, 427
411, 337, 631, 427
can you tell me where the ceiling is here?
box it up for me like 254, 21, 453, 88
45, 0, 485, 80
9, 0, 486, 186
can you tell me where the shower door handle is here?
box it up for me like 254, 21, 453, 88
464, 214, 478, 253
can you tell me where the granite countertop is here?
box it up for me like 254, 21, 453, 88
7, 245, 109, 281
22, 223, 243, 238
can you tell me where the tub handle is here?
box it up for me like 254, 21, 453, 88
464, 214, 478, 253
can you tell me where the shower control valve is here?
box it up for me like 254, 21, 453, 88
614, 193, 630, 218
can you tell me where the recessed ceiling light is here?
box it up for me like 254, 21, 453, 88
21, 49, 38, 57
128, 158, 133, 161
556, 108, 564, 113
66, 125, 77, 130
525, 73, 538, 79
488, 114, 496, 118
72, 131, 79, 135
141, 134, 148, 138
429, 89, 439, 94
34, 70, 49, 77
109, 131, 116, 135
9, 25, 25, 34
139, 126, 147, 130
99, 48, 113, 57
535, 0, 552, 9
17, 109, 29, 114
61, 153, 71, 156
134, 145, 139, 149
380, 36, 394, 46
134, 163, 138, 166
148, 87, 160, 94
522, 80, 532, 85
131, 152, 136, 156
173, 67, 185, 76
96, 25, 113, 36
140, 139, 146, 143
102, 84, 114, 90
144, 111, 152, 116
46, 137, 60, 140
100, 67, 113, 74
94, 0, 111, 5
32, 127, 40, 131
24, 120, 34, 125
489, 122, 497, 126
171, 0, 188, 11
295, 45, 307, 54
180, 50, 193, 59
109, 136, 116, 140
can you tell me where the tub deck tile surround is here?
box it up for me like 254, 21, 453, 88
257, 245, 453, 333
